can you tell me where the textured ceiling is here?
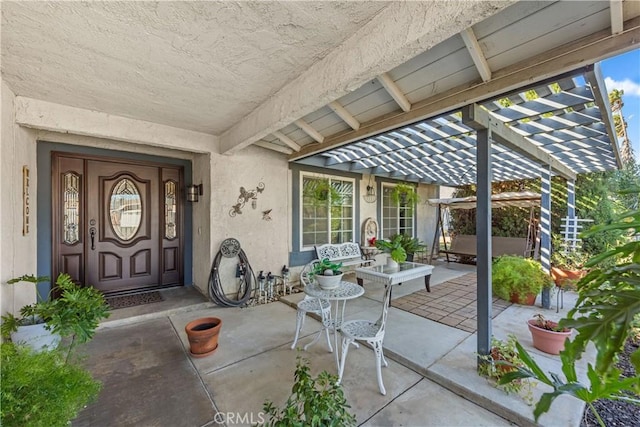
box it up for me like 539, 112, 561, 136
1, 1, 389, 134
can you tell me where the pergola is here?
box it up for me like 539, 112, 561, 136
292, 65, 621, 359
294, 67, 619, 185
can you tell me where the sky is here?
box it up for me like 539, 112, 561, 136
601, 49, 640, 162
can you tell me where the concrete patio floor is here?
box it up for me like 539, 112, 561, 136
74, 261, 592, 427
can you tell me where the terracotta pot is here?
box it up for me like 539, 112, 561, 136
509, 292, 537, 305
551, 267, 585, 288
185, 317, 222, 358
490, 347, 517, 374
527, 319, 572, 355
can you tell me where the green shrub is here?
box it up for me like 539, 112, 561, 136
492, 256, 552, 303
1, 343, 101, 427
262, 354, 356, 426
499, 190, 640, 424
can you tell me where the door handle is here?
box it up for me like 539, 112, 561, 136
90, 227, 96, 250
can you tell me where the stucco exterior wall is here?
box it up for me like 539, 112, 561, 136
207, 145, 290, 296
1, 80, 39, 317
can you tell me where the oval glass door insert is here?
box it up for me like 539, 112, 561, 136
110, 178, 142, 240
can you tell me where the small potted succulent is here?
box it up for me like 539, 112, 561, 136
310, 258, 344, 290
527, 314, 572, 355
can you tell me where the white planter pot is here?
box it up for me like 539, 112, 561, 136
315, 273, 344, 290
11, 323, 61, 352
386, 258, 399, 269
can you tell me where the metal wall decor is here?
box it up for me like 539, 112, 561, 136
229, 182, 265, 217
262, 209, 272, 221
363, 175, 376, 203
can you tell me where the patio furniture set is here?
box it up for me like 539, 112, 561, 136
292, 259, 434, 395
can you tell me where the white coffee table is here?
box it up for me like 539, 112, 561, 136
356, 262, 434, 291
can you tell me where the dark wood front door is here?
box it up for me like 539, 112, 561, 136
53, 153, 183, 294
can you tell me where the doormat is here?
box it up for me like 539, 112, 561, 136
106, 291, 164, 310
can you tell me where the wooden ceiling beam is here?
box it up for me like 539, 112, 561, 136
610, 0, 624, 35
294, 119, 324, 143
254, 140, 293, 155
377, 72, 411, 112
272, 131, 301, 151
328, 101, 360, 130
460, 27, 492, 82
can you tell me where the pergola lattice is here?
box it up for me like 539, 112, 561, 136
298, 66, 620, 186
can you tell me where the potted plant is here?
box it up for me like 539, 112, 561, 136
185, 317, 223, 358
478, 335, 534, 401
303, 178, 342, 206
492, 256, 553, 305
527, 314, 572, 355
1, 273, 110, 358
388, 233, 426, 262
375, 234, 407, 268
390, 183, 420, 208
550, 248, 588, 289
263, 354, 356, 426
309, 258, 344, 290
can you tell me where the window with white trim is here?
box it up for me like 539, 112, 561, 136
301, 174, 354, 248
381, 184, 414, 239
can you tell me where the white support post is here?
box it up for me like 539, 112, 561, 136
540, 166, 552, 309
567, 180, 576, 220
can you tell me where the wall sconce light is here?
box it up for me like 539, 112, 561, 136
187, 184, 203, 202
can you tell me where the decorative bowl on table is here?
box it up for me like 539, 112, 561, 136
315, 273, 343, 290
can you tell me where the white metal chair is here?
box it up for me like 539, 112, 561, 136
290, 261, 333, 351
337, 282, 393, 395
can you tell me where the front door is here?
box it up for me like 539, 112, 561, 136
53, 153, 183, 294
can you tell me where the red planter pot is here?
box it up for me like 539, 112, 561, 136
509, 292, 537, 305
185, 317, 222, 358
551, 267, 585, 288
527, 319, 572, 355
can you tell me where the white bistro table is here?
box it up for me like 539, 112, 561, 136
356, 262, 434, 292
304, 281, 365, 370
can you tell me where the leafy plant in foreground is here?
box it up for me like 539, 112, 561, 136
261, 354, 356, 427
500, 190, 640, 425
1, 343, 101, 427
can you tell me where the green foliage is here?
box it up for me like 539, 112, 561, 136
492, 256, 552, 303
573, 172, 620, 258
387, 233, 425, 255
478, 335, 534, 401
303, 179, 342, 206
310, 259, 343, 278
499, 191, 640, 424
550, 237, 589, 270
390, 183, 419, 208
1, 273, 110, 361
262, 354, 356, 427
1, 343, 101, 427
375, 234, 407, 263
449, 181, 534, 238
448, 173, 622, 261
